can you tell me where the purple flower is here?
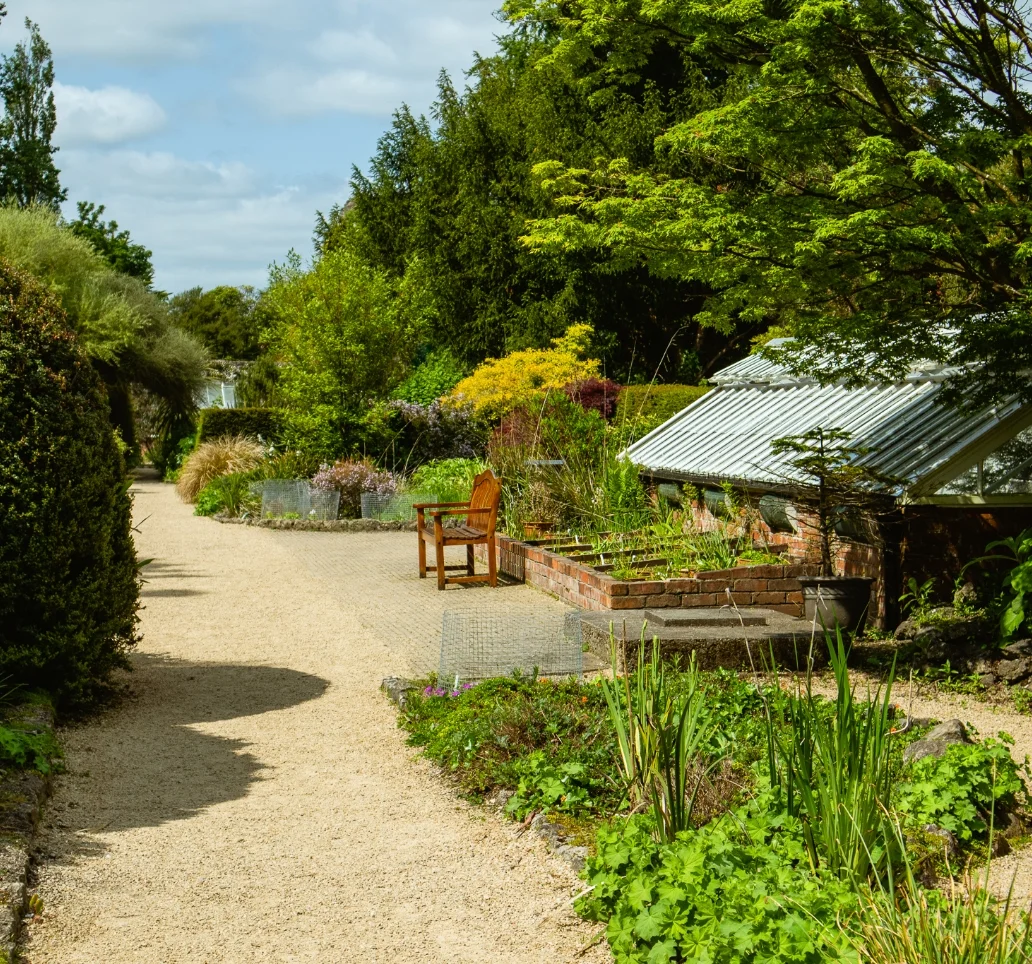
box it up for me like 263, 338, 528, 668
311, 459, 397, 517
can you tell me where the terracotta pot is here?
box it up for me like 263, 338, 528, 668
799, 576, 874, 636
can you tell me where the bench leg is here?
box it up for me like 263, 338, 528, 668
434, 524, 446, 590
418, 532, 427, 578
466, 544, 475, 576
487, 536, 497, 587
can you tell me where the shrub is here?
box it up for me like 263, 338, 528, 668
616, 385, 710, 434
385, 400, 488, 470
194, 472, 254, 518
393, 348, 467, 406
563, 377, 621, 419
312, 458, 397, 517
0, 258, 139, 705
175, 436, 265, 503
197, 407, 284, 445
446, 324, 601, 419
408, 458, 485, 505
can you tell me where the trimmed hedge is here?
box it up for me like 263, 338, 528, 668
197, 407, 284, 444
617, 384, 711, 430
0, 259, 139, 706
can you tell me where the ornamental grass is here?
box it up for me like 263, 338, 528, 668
175, 436, 265, 503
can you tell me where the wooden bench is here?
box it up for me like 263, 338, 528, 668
415, 469, 502, 590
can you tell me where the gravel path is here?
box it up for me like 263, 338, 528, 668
23, 480, 609, 963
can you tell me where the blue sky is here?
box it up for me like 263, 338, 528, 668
3, 1, 502, 293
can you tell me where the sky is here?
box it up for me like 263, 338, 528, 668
2, 1, 503, 293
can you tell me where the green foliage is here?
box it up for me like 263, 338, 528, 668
578, 808, 857, 964
895, 737, 1026, 843
400, 675, 620, 813
507, 0, 1032, 405
900, 577, 936, 622
197, 407, 284, 445
771, 428, 896, 576
235, 355, 280, 408
765, 635, 897, 882
965, 529, 1032, 640
155, 427, 196, 478
0, 206, 207, 431
407, 458, 486, 505
323, 37, 752, 384
0, 723, 59, 773
68, 201, 153, 287
261, 247, 430, 461
505, 751, 592, 818
168, 285, 261, 360
615, 386, 711, 436
0, 259, 138, 705
0, 18, 65, 210
602, 639, 720, 841
392, 349, 467, 406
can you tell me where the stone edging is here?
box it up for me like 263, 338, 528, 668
379, 678, 587, 874
214, 516, 418, 532
0, 703, 55, 961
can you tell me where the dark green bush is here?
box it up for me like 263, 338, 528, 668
197, 407, 283, 444
0, 259, 139, 706
616, 385, 710, 433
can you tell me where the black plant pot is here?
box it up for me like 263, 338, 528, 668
799, 576, 874, 636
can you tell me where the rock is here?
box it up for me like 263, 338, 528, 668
992, 835, 1012, 858
979, 673, 998, 687
1001, 811, 1023, 839
953, 581, 980, 610
380, 677, 415, 709
1002, 639, 1032, 658
895, 618, 920, 640
921, 824, 960, 860
904, 719, 970, 763
555, 844, 588, 873
995, 658, 1032, 683
926, 720, 970, 742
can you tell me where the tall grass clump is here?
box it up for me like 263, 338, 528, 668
765, 632, 896, 882
176, 436, 264, 503
851, 846, 1032, 963
602, 634, 722, 841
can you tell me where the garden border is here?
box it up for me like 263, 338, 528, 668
478, 535, 821, 615
380, 678, 587, 873
214, 516, 418, 532
0, 702, 55, 962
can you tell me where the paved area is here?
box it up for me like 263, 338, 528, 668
23, 480, 609, 963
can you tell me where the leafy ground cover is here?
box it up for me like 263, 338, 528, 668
397, 641, 1032, 963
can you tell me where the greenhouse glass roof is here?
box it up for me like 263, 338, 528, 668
623, 355, 1032, 501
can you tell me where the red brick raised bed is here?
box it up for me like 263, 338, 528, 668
479, 534, 820, 616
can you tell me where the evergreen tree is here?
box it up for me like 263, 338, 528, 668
0, 18, 65, 210
69, 202, 154, 287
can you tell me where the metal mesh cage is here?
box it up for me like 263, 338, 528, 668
308, 488, 341, 521
361, 492, 439, 522
439, 608, 583, 683
260, 480, 311, 520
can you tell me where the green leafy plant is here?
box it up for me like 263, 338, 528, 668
601, 635, 721, 842
900, 576, 936, 621
577, 807, 857, 964
965, 529, 1032, 640
0, 724, 59, 773
894, 736, 1026, 843
505, 750, 591, 818
765, 633, 897, 881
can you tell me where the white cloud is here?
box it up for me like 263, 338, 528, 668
57, 147, 342, 292
53, 82, 166, 146
249, 67, 406, 117
4, 0, 282, 61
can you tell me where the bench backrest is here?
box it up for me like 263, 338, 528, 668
468, 469, 502, 533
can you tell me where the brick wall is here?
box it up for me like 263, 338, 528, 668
478, 534, 820, 614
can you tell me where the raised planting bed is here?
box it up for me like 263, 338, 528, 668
478, 532, 821, 615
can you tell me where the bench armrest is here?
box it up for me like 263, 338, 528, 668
430, 506, 493, 519
414, 500, 469, 510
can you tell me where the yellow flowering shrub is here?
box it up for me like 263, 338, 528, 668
445, 324, 600, 418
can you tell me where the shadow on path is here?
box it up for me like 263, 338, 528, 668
44, 654, 329, 847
